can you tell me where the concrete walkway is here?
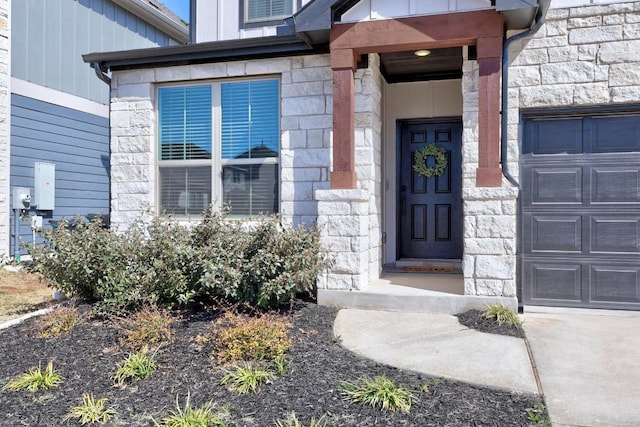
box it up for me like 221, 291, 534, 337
523, 312, 640, 427
334, 309, 538, 394
335, 308, 640, 427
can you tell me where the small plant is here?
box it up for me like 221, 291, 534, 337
117, 305, 174, 350
155, 394, 227, 427
340, 375, 415, 413
526, 403, 550, 425
213, 312, 291, 363
274, 412, 329, 427
65, 393, 117, 425
2, 361, 63, 392
272, 357, 291, 376
37, 306, 82, 338
483, 304, 523, 328
220, 363, 274, 394
113, 350, 157, 384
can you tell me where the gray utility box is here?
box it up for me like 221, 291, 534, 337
35, 162, 55, 210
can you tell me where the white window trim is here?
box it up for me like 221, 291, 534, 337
155, 76, 282, 218
243, 0, 295, 24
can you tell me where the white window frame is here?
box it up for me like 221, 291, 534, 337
156, 77, 281, 218
243, 0, 295, 24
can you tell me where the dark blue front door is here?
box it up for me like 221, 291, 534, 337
398, 119, 463, 259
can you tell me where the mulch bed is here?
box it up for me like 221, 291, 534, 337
0, 302, 541, 426
456, 309, 525, 339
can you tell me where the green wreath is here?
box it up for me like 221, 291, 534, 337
413, 144, 448, 178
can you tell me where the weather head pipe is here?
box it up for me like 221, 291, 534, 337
501, 0, 549, 189
91, 61, 112, 86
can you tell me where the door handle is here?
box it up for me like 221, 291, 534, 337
400, 185, 407, 216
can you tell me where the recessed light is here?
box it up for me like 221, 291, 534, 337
414, 50, 431, 57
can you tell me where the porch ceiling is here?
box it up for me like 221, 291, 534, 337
379, 47, 463, 83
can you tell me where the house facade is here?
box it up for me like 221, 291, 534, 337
86, 0, 640, 312
0, 0, 188, 259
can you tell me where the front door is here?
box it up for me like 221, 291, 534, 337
398, 119, 462, 259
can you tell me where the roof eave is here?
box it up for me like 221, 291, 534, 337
112, 0, 189, 44
83, 35, 325, 72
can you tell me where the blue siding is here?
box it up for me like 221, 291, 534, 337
11, 0, 176, 104
10, 95, 110, 256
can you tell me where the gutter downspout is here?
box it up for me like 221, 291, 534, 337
501, 1, 549, 188
91, 61, 111, 86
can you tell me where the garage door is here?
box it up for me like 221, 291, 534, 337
522, 112, 640, 310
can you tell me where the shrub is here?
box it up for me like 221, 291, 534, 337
274, 412, 329, 427
65, 393, 117, 425
340, 376, 415, 413
113, 350, 157, 384
212, 312, 291, 364
117, 305, 174, 351
220, 363, 274, 394
29, 209, 330, 313
482, 304, 523, 329
155, 394, 228, 427
2, 361, 63, 392
37, 306, 82, 338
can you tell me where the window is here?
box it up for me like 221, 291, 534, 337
244, 0, 293, 23
158, 79, 280, 217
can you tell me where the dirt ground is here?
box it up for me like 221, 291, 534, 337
0, 268, 55, 323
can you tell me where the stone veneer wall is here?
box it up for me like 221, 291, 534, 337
109, 55, 334, 230
316, 54, 384, 290
0, 0, 9, 256
461, 60, 518, 297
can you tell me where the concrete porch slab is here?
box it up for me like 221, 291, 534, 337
334, 309, 538, 394
318, 273, 517, 314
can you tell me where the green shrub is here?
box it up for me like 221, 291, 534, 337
113, 350, 157, 384
28, 209, 330, 313
340, 376, 415, 413
213, 312, 291, 363
65, 393, 117, 425
155, 394, 228, 427
220, 363, 274, 394
2, 361, 63, 392
483, 304, 523, 329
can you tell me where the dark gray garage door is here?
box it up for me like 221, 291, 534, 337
522, 112, 640, 310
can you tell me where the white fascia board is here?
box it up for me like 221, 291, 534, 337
11, 78, 110, 118
111, 0, 190, 44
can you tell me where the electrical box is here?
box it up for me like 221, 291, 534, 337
35, 162, 55, 210
12, 187, 31, 209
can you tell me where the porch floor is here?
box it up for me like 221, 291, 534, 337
318, 271, 517, 314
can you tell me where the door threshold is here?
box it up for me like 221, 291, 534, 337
385, 259, 462, 274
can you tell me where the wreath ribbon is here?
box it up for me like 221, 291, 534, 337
413, 144, 448, 178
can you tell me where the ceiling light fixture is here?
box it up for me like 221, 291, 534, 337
414, 49, 431, 57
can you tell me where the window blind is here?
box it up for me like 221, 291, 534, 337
158, 85, 212, 160
221, 80, 280, 160
246, 0, 292, 21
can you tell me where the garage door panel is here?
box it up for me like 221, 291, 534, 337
525, 214, 582, 253
591, 217, 640, 253
523, 118, 583, 155
591, 167, 640, 203
527, 167, 582, 204
592, 115, 640, 153
523, 112, 640, 310
526, 261, 582, 302
591, 265, 640, 303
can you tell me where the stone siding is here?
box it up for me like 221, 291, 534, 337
0, 0, 9, 256
508, 2, 640, 180
109, 55, 334, 230
461, 60, 518, 297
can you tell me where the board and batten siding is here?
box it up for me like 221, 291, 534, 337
11, 0, 177, 105
10, 94, 109, 256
